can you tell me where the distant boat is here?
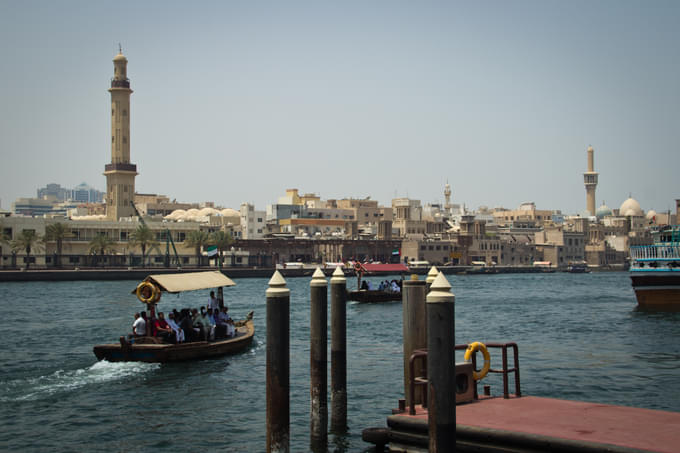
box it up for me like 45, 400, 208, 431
347, 289, 402, 303
630, 225, 680, 308
566, 262, 590, 273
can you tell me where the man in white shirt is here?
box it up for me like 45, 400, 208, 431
132, 312, 146, 337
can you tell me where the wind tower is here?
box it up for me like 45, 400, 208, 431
104, 47, 137, 220
583, 145, 598, 216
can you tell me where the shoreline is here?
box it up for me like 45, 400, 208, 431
0, 265, 622, 282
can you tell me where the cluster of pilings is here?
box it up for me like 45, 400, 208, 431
265, 265, 455, 452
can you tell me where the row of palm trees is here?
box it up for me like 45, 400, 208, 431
0, 223, 233, 269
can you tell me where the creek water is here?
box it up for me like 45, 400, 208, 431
1, 271, 679, 452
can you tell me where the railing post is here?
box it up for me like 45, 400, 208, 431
427, 272, 455, 452
330, 266, 347, 433
310, 267, 328, 449
266, 271, 290, 453
403, 275, 427, 409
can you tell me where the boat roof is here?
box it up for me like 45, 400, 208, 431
136, 271, 236, 293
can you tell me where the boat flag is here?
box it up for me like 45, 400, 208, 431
392, 248, 400, 256
206, 245, 218, 257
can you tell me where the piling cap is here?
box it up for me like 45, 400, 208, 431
266, 270, 290, 297
310, 267, 327, 287
331, 266, 346, 284
426, 272, 455, 303
426, 266, 440, 284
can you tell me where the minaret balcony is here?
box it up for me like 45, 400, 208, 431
110, 78, 130, 88
105, 163, 137, 172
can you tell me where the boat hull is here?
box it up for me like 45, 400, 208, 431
93, 320, 254, 363
348, 290, 402, 303
630, 272, 680, 308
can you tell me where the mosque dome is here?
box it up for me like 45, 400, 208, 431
113, 52, 127, 62
198, 207, 220, 217
221, 208, 240, 218
619, 197, 643, 217
595, 203, 613, 219
646, 210, 657, 221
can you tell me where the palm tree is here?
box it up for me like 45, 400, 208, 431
11, 230, 44, 269
185, 230, 210, 267
210, 230, 234, 267
44, 222, 73, 267
130, 224, 159, 267
88, 233, 114, 267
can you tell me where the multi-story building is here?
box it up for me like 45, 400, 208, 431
240, 203, 266, 239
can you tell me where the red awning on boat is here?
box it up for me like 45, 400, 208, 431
361, 263, 409, 273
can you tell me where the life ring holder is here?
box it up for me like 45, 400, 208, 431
464, 341, 491, 381
136, 281, 160, 304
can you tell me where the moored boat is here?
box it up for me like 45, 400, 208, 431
93, 270, 255, 362
630, 225, 680, 308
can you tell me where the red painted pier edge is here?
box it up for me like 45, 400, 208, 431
386, 396, 680, 453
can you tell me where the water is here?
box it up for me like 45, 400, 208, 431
2, 272, 680, 452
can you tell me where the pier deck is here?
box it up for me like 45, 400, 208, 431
387, 396, 680, 452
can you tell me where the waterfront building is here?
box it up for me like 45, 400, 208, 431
534, 225, 586, 268
239, 203, 266, 239
492, 202, 558, 228
104, 49, 137, 220
584, 145, 599, 216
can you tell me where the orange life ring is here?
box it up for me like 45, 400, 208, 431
354, 262, 363, 273
136, 281, 159, 304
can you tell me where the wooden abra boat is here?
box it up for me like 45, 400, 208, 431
93, 271, 255, 363
93, 317, 254, 363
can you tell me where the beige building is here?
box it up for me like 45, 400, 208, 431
534, 225, 586, 268
492, 202, 556, 228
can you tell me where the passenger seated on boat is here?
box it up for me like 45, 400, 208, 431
390, 280, 400, 293
131, 312, 146, 338
179, 309, 197, 342
204, 308, 216, 341
140, 311, 151, 336
166, 312, 185, 343
361, 280, 369, 290
216, 306, 234, 338
192, 308, 207, 341
367, 281, 375, 290
154, 312, 175, 343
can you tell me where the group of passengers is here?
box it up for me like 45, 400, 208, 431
360, 279, 402, 292
130, 290, 236, 343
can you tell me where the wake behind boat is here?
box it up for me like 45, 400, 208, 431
93, 271, 254, 363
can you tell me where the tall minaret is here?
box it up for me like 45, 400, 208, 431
104, 48, 137, 220
444, 182, 452, 211
583, 145, 598, 216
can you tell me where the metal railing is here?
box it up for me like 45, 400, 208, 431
407, 342, 521, 415
630, 245, 680, 261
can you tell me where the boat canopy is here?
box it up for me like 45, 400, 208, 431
135, 271, 236, 294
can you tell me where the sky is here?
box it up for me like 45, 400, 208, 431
1, 1, 678, 215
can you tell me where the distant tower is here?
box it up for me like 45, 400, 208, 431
583, 145, 598, 216
104, 48, 137, 220
444, 182, 452, 211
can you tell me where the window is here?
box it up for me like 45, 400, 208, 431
123, 109, 127, 116
120, 231, 128, 241
257, 218, 262, 222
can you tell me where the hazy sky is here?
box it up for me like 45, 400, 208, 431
1, 1, 678, 215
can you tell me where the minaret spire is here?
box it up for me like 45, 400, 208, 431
583, 145, 598, 216
104, 49, 137, 220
